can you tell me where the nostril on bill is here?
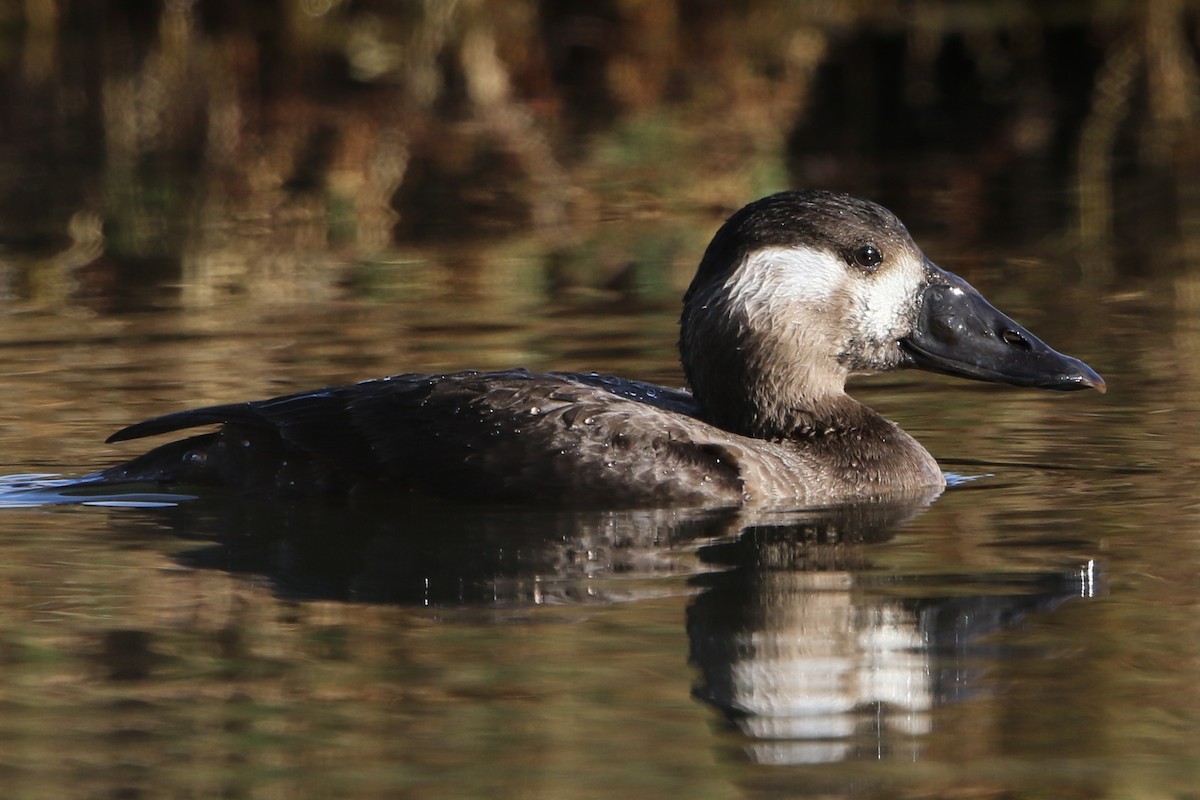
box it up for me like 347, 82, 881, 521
1000, 328, 1032, 350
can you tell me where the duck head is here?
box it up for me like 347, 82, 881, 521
679, 190, 1104, 438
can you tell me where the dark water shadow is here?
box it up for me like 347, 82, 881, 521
155, 496, 745, 606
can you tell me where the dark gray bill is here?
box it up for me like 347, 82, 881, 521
900, 263, 1106, 393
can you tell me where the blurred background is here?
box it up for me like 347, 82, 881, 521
0, 0, 1196, 313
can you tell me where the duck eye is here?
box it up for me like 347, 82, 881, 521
852, 244, 883, 270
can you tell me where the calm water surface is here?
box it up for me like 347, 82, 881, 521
0, 247, 1193, 799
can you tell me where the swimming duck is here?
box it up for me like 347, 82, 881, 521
97, 190, 1104, 507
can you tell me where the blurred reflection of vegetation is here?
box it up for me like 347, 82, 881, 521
0, 0, 1197, 309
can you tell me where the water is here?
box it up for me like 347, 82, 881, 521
0, 262, 1193, 798
1, 3, 1198, 796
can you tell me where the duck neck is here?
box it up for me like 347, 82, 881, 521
700, 380, 879, 442
682, 319, 860, 439
776, 392, 882, 440
680, 265, 861, 441
685, 354, 944, 490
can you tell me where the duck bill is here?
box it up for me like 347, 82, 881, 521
900, 263, 1106, 393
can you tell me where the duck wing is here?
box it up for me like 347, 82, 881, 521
100, 370, 746, 506
106, 377, 399, 475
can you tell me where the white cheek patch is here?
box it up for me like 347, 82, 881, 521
717, 245, 924, 358
723, 245, 847, 313
855, 253, 925, 342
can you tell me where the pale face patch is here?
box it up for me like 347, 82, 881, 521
710, 243, 931, 382
722, 244, 925, 344
722, 245, 847, 312
852, 251, 926, 343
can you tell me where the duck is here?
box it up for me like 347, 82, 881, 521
94, 190, 1104, 507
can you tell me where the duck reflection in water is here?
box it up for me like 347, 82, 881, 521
118, 487, 1101, 769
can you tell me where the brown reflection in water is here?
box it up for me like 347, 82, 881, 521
0, 1, 1195, 314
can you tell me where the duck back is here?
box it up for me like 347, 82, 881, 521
98, 370, 748, 506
